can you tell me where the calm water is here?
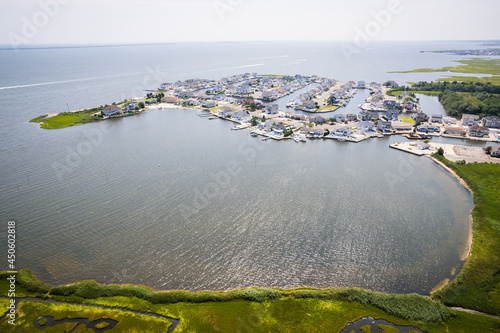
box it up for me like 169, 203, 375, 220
0, 41, 490, 294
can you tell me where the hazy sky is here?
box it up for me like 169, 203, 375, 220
1, 0, 499, 46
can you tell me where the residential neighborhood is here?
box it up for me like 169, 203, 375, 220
95, 73, 499, 144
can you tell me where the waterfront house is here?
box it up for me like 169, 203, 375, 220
262, 90, 278, 101
334, 127, 352, 137
265, 104, 279, 115
462, 114, 480, 126
431, 114, 443, 123
161, 96, 180, 104
202, 100, 217, 108
357, 121, 375, 134
312, 128, 325, 137
417, 124, 440, 134
272, 123, 287, 136
302, 100, 316, 110
400, 92, 410, 100
218, 106, 233, 118
412, 112, 429, 123
359, 110, 378, 121
357, 81, 366, 89
491, 146, 500, 157
383, 100, 399, 109
385, 81, 399, 88
333, 114, 345, 122
102, 105, 122, 117
377, 121, 392, 133
346, 114, 357, 122
232, 111, 251, 122
386, 109, 400, 121
391, 122, 413, 132
444, 126, 466, 136
403, 101, 414, 111
264, 119, 276, 131
185, 99, 199, 106
468, 126, 490, 138
443, 116, 458, 125
309, 115, 326, 124
124, 103, 137, 112
481, 116, 500, 129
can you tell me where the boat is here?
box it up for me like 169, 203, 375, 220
250, 132, 258, 137
378, 134, 384, 138
208, 116, 217, 120
262, 137, 269, 141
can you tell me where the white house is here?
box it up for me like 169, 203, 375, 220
265, 104, 279, 115
102, 105, 122, 117
356, 121, 375, 134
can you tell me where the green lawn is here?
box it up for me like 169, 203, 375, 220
399, 116, 415, 124
30, 107, 103, 129
432, 157, 500, 316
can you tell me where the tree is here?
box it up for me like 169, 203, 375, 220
250, 116, 259, 126
437, 147, 444, 156
138, 102, 145, 109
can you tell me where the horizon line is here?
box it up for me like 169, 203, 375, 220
0, 39, 499, 51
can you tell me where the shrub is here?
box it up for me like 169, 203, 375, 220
334, 289, 453, 323
16, 270, 50, 294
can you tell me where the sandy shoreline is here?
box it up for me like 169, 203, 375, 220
428, 156, 474, 295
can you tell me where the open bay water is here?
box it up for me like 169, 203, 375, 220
0, 41, 489, 293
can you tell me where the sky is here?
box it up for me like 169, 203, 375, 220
0, 0, 499, 46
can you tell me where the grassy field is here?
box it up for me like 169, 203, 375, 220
1, 270, 500, 331
389, 67, 454, 73
0, 300, 172, 332
436, 75, 500, 85
399, 116, 415, 124
30, 107, 103, 129
386, 90, 441, 97
389, 58, 500, 75
432, 157, 500, 316
318, 104, 339, 112
1, 292, 499, 332
388, 58, 500, 84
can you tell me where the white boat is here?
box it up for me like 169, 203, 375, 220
251, 132, 258, 137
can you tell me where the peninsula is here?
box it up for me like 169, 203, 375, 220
30, 73, 500, 147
